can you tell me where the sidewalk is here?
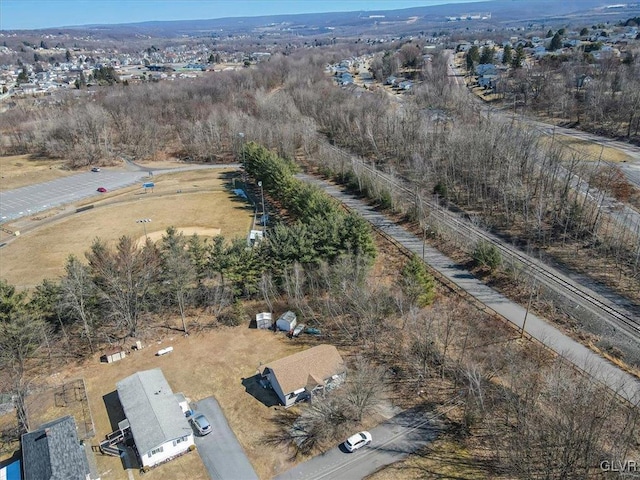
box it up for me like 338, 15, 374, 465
299, 174, 640, 404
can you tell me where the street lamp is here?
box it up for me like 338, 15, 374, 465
238, 132, 246, 184
136, 218, 151, 239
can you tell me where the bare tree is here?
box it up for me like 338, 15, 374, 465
345, 356, 388, 421
86, 236, 161, 337
59, 255, 98, 353
159, 227, 197, 333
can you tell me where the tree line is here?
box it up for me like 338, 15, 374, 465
0, 142, 387, 435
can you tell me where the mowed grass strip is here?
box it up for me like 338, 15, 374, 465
0, 170, 253, 288
0, 154, 74, 191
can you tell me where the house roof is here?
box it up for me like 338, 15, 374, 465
117, 369, 191, 455
21, 415, 91, 480
260, 344, 345, 395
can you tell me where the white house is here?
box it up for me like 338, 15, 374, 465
259, 344, 346, 407
116, 369, 194, 469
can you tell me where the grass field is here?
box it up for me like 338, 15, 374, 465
0, 161, 305, 479
0, 155, 74, 191
18, 324, 311, 480
542, 133, 634, 163
0, 169, 254, 288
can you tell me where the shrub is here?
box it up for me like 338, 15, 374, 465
473, 241, 502, 271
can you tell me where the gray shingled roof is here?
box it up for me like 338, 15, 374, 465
21, 415, 91, 480
117, 368, 191, 455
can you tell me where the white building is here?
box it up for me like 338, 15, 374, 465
117, 369, 194, 469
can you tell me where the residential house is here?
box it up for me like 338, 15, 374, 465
478, 74, 498, 89
475, 64, 497, 76
338, 72, 354, 85
259, 344, 346, 407
116, 369, 194, 469
21, 415, 98, 480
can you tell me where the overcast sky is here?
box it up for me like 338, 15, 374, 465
1, 0, 487, 30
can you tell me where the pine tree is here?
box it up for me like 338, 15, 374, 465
549, 32, 563, 51
502, 45, 513, 65
511, 45, 526, 69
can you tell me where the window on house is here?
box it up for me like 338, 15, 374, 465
150, 446, 164, 456
173, 436, 188, 447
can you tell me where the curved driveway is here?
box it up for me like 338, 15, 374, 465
0, 163, 239, 223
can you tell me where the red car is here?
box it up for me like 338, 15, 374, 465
97, 187, 107, 193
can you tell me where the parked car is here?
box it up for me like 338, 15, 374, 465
91, 167, 101, 172
190, 413, 212, 436
291, 324, 305, 338
97, 187, 107, 193
344, 431, 372, 452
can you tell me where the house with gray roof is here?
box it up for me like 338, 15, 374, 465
259, 344, 345, 407
21, 415, 97, 480
116, 369, 194, 468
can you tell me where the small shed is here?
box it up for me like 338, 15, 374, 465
101, 348, 126, 364
276, 311, 297, 332
256, 312, 273, 330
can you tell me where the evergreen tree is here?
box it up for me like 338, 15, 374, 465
399, 254, 435, 308
465, 45, 480, 72
16, 70, 28, 84
502, 45, 513, 65
549, 32, 563, 51
546, 29, 554, 38
479, 46, 495, 64
511, 45, 526, 69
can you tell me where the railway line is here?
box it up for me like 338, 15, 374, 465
324, 144, 640, 343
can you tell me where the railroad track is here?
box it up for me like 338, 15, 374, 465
332, 149, 640, 339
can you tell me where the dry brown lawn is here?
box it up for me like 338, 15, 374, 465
17, 325, 309, 480
0, 169, 253, 288
541, 133, 633, 163
0, 155, 74, 191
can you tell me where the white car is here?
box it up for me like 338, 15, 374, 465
343, 431, 372, 452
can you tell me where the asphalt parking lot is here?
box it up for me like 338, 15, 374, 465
0, 170, 148, 222
191, 396, 258, 480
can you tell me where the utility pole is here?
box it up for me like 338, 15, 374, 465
521, 280, 536, 338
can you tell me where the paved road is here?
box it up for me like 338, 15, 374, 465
275, 407, 442, 480
0, 163, 239, 223
191, 396, 258, 480
300, 174, 640, 405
